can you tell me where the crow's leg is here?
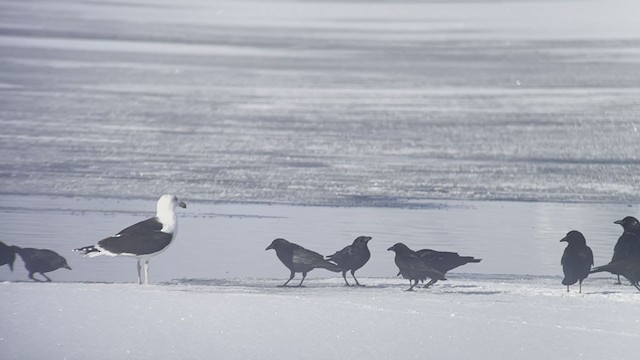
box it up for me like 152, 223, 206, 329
40, 273, 52, 282
406, 279, 417, 292
423, 279, 438, 288
296, 272, 307, 287
615, 275, 622, 285
342, 271, 351, 286
351, 270, 364, 287
566, 285, 570, 292
579, 279, 583, 294
278, 270, 295, 287
28, 272, 43, 282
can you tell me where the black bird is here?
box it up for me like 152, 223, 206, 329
13, 247, 72, 282
266, 238, 343, 287
0, 240, 17, 271
74, 194, 186, 285
387, 243, 446, 291
590, 256, 640, 292
415, 249, 481, 288
610, 216, 640, 284
560, 230, 593, 293
326, 236, 372, 286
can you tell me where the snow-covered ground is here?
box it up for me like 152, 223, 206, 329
1, 276, 638, 360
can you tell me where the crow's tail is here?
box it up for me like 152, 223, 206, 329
590, 264, 614, 275
318, 260, 343, 272
464, 257, 482, 263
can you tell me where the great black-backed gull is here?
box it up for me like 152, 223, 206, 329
74, 194, 186, 285
13, 247, 72, 282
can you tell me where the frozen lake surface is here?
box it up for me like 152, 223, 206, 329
1, 0, 640, 205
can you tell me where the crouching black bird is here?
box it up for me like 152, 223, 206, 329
326, 236, 372, 286
415, 249, 481, 288
266, 238, 343, 287
387, 243, 446, 291
0, 240, 17, 271
13, 247, 72, 282
590, 256, 640, 292
610, 216, 640, 284
560, 231, 593, 293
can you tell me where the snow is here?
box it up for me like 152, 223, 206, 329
1, 276, 638, 360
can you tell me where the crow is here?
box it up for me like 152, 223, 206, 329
560, 230, 593, 293
415, 249, 481, 288
610, 216, 640, 284
590, 256, 640, 292
266, 238, 342, 287
326, 236, 372, 286
0, 240, 17, 271
387, 243, 446, 291
13, 247, 72, 282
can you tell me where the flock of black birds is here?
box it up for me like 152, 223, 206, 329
265, 215, 640, 292
560, 216, 640, 293
264, 237, 480, 291
2, 194, 640, 293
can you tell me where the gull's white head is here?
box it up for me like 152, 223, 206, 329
156, 194, 187, 215
156, 194, 186, 233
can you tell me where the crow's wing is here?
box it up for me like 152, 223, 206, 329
292, 244, 326, 266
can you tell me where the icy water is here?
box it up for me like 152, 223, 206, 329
1, 0, 640, 205
1, 0, 640, 283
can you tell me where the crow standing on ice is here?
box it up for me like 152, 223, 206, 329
0, 240, 17, 271
266, 238, 342, 287
560, 230, 593, 293
13, 247, 72, 282
326, 236, 372, 286
610, 216, 640, 284
387, 243, 446, 291
415, 248, 481, 288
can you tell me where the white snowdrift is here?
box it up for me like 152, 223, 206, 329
1, 275, 638, 360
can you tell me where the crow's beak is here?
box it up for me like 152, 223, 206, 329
387, 246, 394, 251
179, 201, 187, 209
9, 261, 14, 272
65, 265, 72, 270
614, 219, 623, 225
265, 245, 273, 251
559, 237, 567, 243
365, 237, 372, 242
